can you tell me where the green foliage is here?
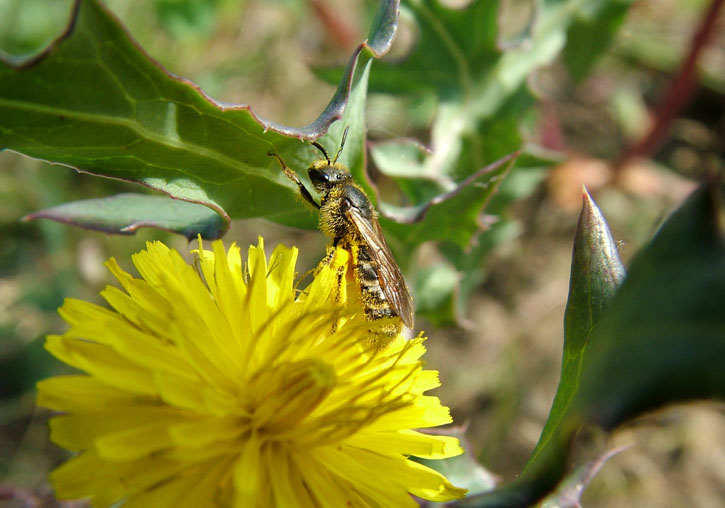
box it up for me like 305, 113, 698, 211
0, 0, 571, 324
528, 188, 626, 466
0, 0, 74, 58
562, 0, 632, 82
154, 0, 221, 39
24, 193, 228, 240
452, 180, 725, 507
0, 0, 396, 233
0, 0, 293, 227
2, 0, 722, 505
363, 0, 632, 320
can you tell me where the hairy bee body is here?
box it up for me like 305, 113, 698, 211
320, 188, 402, 330
314, 165, 371, 239
350, 243, 403, 339
270, 134, 413, 346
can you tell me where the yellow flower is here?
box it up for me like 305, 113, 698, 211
38, 238, 466, 507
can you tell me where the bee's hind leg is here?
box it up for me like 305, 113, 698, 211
312, 243, 349, 335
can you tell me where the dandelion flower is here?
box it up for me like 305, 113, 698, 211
38, 238, 466, 507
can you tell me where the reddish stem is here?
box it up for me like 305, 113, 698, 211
615, 0, 725, 171
307, 0, 359, 50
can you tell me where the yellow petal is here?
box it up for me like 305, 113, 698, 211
49, 406, 183, 456
269, 445, 318, 508
346, 429, 463, 459
232, 432, 264, 508
123, 456, 235, 508
168, 416, 247, 449
294, 453, 365, 508
44, 335, 157, 397
37, 375, 148, 412
405, 459, 468, 501
315, 446, 418, 507
50, 450, 188, 506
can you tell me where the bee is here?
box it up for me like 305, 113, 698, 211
269, 129, 413, 345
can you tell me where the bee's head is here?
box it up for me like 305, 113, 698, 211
307, 129, 351, 193
308, 161, 352, 192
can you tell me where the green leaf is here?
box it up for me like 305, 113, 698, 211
526, 188, 625, 467
23, 193, 228, 240
361, 0, 634, 317
0, 0, 399, 234
369, 0, 637, 171
365, 0, 637, 218
154, 0, 221, 39
370, 0, 500, 97
0, 0, 74, 58
562, 0, 632, 82
414, 263, 458, 326
380, 151, 517, 249
570, 181, 725, 425
452, 180, 725, 507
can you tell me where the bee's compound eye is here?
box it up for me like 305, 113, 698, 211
308, 168, 330, 186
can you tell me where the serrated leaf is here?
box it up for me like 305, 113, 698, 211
369, 0, 636, 175
452, 180, 725, 508
23, 193, 227, 240
0, 0, 399, 234
539, 445, 629, 508
374, 0, 500, 96
365, 0, 637, 220
380, 151, 517, 249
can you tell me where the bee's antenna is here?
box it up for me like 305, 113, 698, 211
311, 141, 331, 165
333, 127, 349, 164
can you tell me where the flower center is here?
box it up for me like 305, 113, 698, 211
250, 358, 336, 435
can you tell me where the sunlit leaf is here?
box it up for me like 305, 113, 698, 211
452, 180, 725, 507
24, 193, 228, 240
526, 188, 625, 467
0, 0, 399, 233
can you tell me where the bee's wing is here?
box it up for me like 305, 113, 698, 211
346, 207, 414, 328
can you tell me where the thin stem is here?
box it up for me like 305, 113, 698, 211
614, 0, 725, 171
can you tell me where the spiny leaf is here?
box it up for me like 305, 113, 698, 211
452, 179, 725, 507
539, 445, 630, 508
23, 193, 227, 240
369, 0, 637, 178
0, 0, 399, 233
361, 0, 633, 315
381, 152, 518, 249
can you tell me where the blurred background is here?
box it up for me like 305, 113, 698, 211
1, 0, 723, 506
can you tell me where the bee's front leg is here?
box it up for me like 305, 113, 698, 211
268, 152, 320, 210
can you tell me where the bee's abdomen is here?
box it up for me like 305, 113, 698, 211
356, 246, 399, 323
